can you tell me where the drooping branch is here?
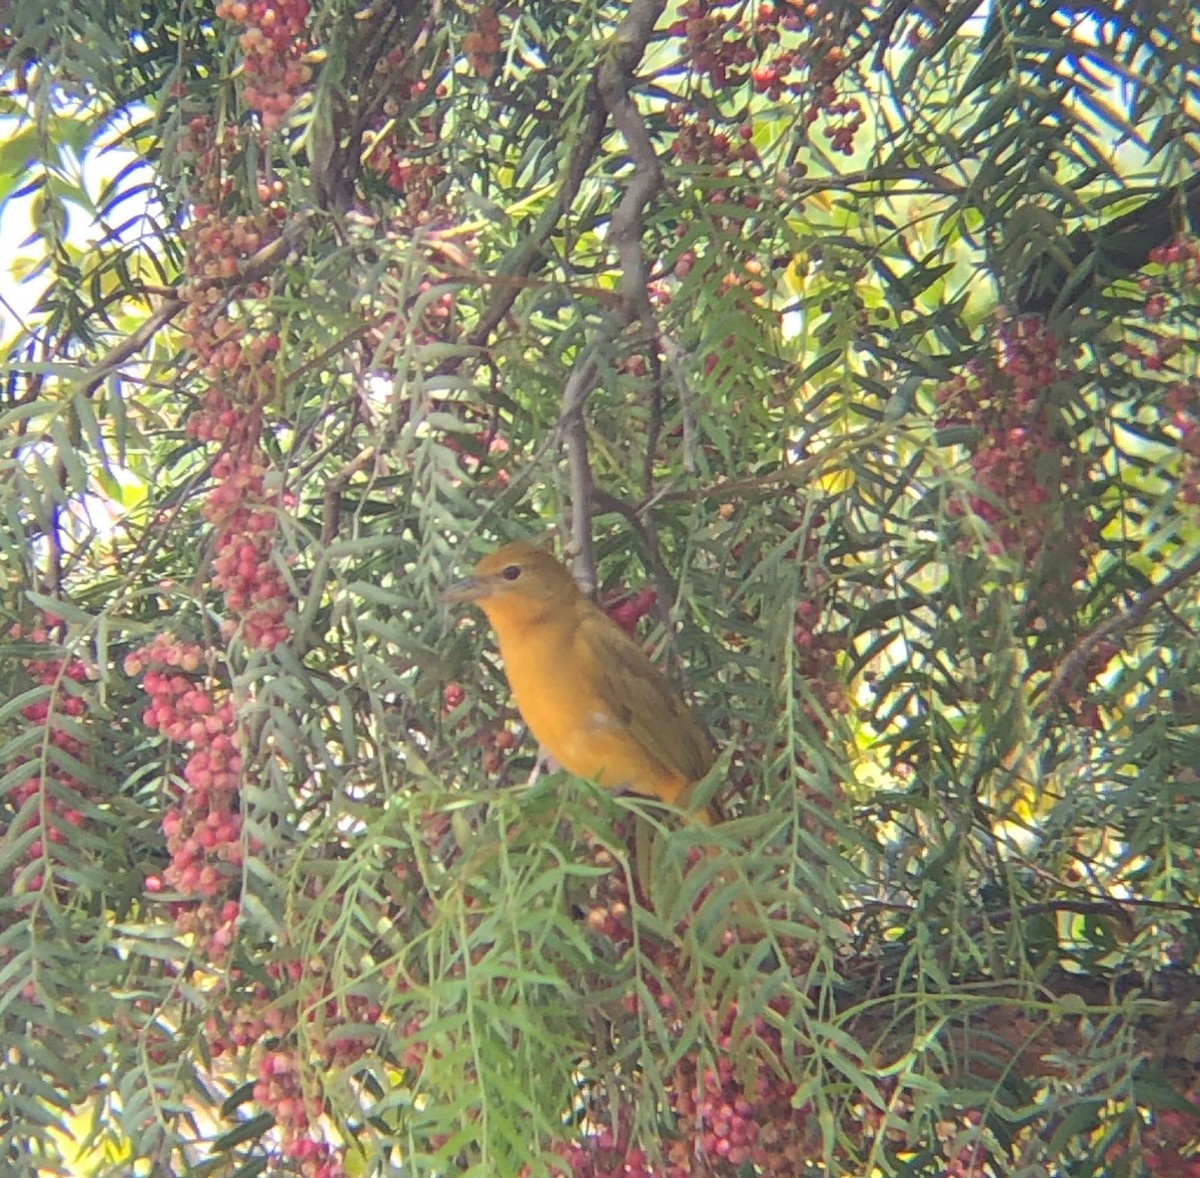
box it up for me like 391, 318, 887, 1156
1037, 548, 1200, 714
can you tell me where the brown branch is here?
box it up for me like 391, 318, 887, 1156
79, 297, 185, 396
601, 2, 668, 507
559, 0, 667, 594
321, 443, 387, 546
592, 487, 679, 608
461, 94, 608, 353
1037, 548, 1200, 714
560, 354, 603, 595
841, 962, 1200, 1092
598, 3, 665, 338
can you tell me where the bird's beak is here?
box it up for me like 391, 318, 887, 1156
439, 575, 485, 605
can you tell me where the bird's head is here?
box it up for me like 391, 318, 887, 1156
440, 541, 581, 625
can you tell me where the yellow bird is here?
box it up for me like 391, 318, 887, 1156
441, 542, 717, 823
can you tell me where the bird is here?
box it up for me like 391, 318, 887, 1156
441, 541, 717, 823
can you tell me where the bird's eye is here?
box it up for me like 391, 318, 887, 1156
502, 564, 522, 581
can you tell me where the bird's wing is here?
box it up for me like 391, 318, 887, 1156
579, 608, 714, 784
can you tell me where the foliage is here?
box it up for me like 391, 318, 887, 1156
2, 0, 1200, 1175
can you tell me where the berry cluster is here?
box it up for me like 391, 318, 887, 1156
1128, 236, 1200, 505
666, 105, 759, 170
1102, 1083, 1200, 1177
171, 124, 297, 650
463, 5, 503, 78
441, 681, 519, 775
933, 1111, 988, 1178
363, 110, 446, 221
441, 426, 510, 492
356, 42, 454, 224
1128, 235, 1200, 372
791, 593, 847, 730
600, 586, 659, 636
4, 621, 91, 903
252, 1040, 345, 1174
126, 633, 249, 958
251, 1047, 343, 1178
582, 841, 634, 946
666, 0, 865, 155
215, 0, 313, 130
479, 722, 517, 773
536, 832, 828, 1176
205, 977, 289, 1061
362, 273, 460, 367
177, 122, 285, 449
204, 451, 294, 650
936, 317, 1091, 575
666, 1001, 816, 1173
203, 953, 386, 1177
669, 1, 758, 90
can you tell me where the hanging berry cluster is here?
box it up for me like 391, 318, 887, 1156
237, 957, 383, 1178
4, 620, 93, 910
177, 118, 285, 450
668, 0, 865, 156
126, 32, 334, 1169
125, 634, 248, 959
529, 837, 826, 1177
204, 453, 295, 650
1127, 236, 1200, 505
128, 112, 298, 956
167, 111, 299, 651
936, 317, 1094, 580
214, 0, 313, 130
198, 879, 430, 1178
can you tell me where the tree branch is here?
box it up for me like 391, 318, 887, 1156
559, 0, 667, 593
560, 350, 604, 595
1037, 549, 1200, 714
79, 298, 184, 397
462, 97, 608, 352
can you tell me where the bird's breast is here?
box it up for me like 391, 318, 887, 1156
493, 619, 668, 791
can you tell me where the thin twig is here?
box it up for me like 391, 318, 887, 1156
560, 350, 604, 595
592, 487, 679, 607
1037, 548, 1200, 713
79, 298, 185, 396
